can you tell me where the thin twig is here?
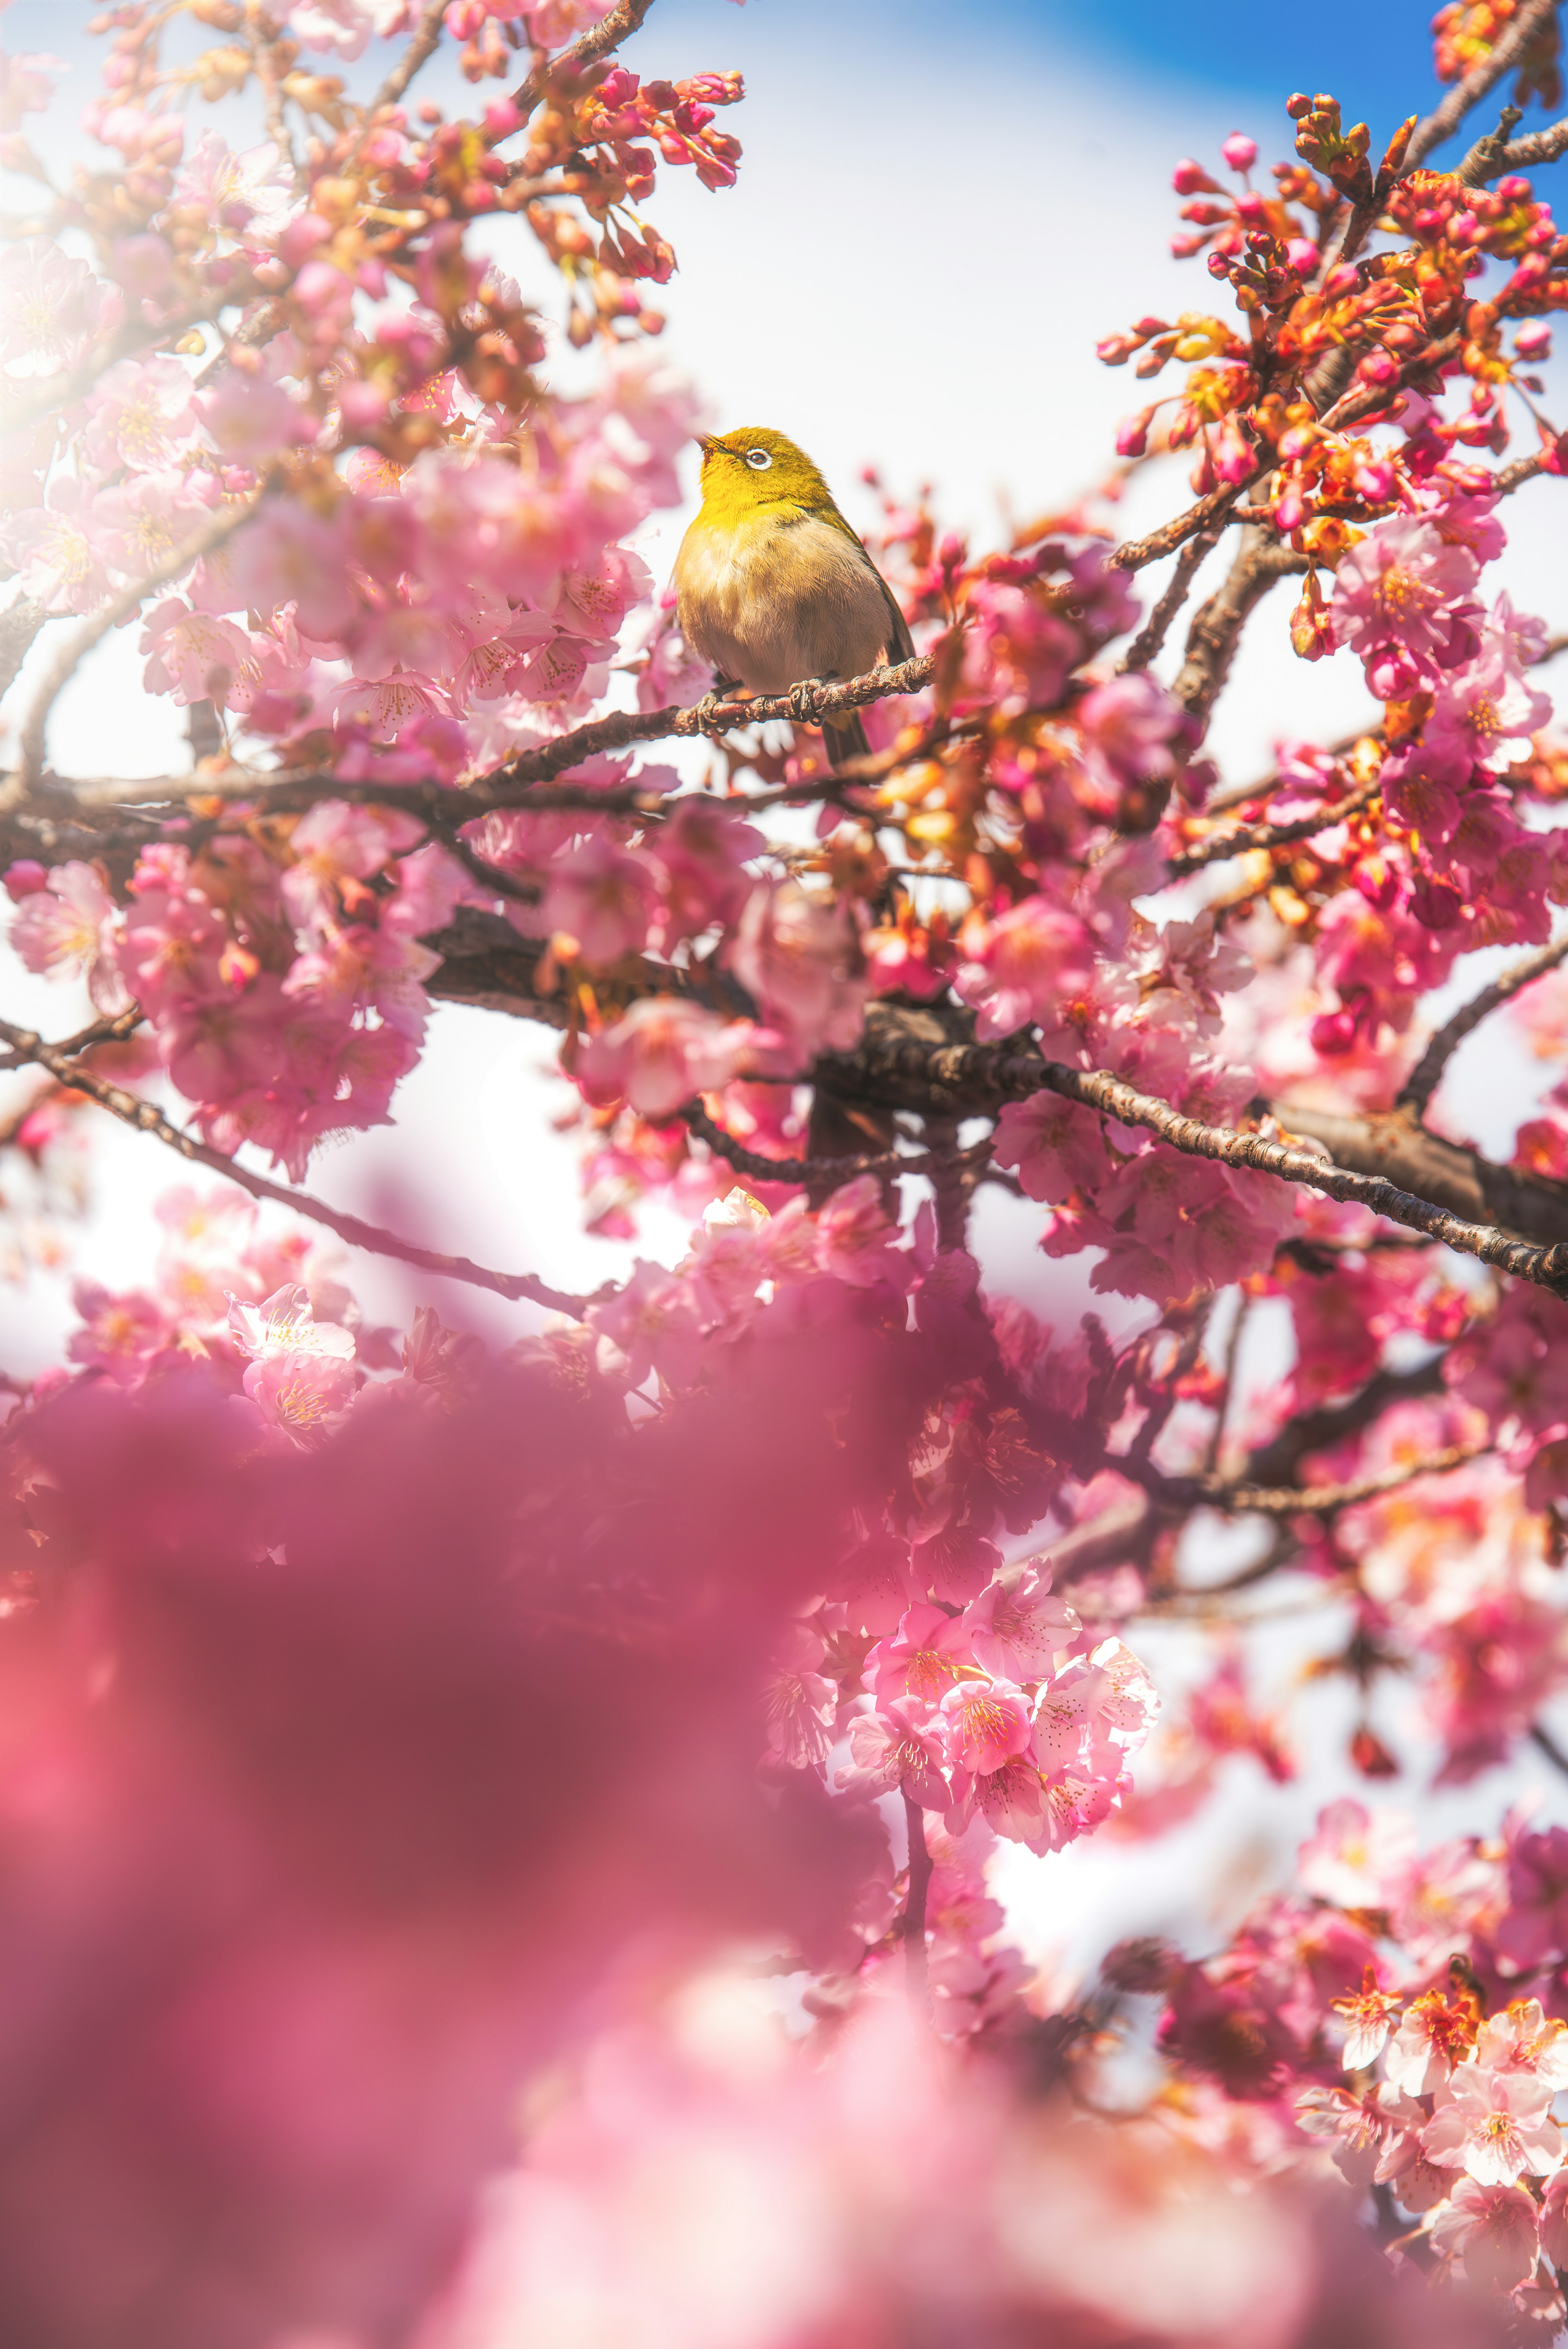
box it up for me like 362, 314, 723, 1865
1463, 111, 1568, 180
10, 496, 267, 798
902, 1790, 933, 2020
1167, 776, 1379, 877
1161, 1441, 1488, 1518
1116, 526, 1222, 674
1531, 1720, 1568, 1777
1399, 930, 1568, 1117
1405, 0, 1561, 168
0, 1015, 592, 1319
368, 0, 449, 115
513, 0, 657, 111
0, 1006, 143, 1075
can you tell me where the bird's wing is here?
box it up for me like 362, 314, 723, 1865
815, 501, 916, 666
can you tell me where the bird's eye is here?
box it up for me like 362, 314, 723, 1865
744, 448, 773, 470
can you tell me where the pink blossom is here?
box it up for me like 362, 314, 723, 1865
0, 476, 112, 613
1296, 1799, 1417, 1909
587, 1258, 709, 1387
576, 997, 749, 1119
1477, 1999, 1568, 2090
648, 796, 762, 944
1428, 2176, 1541, 2289
196, 373, 319, 464
172, 131, 293, 237
227, 1282, 355, 1365
813, 1174, 907, 1289
68, 1282, 173, 1385
0, 238, 103, 378
954, 897, 1097, 1042
1076, 672, 1186, 797
11, 860, 131, 1014
962, 1565, 1078, 1682
542, 837, 656, 967
834, 1697, 950, 1808
761, 1624, 837, 1772
938, 1676, 1034, 1774
243, 1346, 359, 1445
1423, 2064, 1561, 2184
85, 354, 200, 474
991, 1092, 1111, 1197
726, 881, 868, 1062
140, 599, 259, 706
867, 1601, 976, 1716
227, 503, 360, 641
1330, 515, 1479, 674
1423, 627, 1552, 776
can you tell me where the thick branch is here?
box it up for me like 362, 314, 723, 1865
1241, 1360, 1448, 1488
812, 1023, 1568, 1292
13, 654, 937, 824
1170, 531, 1311, 727
1116, 525, 1223, 674
1273, 1096, 1568, 1248
0, 1015, 591, 1319
1405, 0, 1561, 168
1398, 930, 1568, 1116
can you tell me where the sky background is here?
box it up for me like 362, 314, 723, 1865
4, 0, 1568, 1973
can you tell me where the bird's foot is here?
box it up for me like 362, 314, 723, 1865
787, 678, 821, 727
693, 678, 741, 735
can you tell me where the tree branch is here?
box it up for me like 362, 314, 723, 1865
1241, 1360, 1449, 1488
1398, 930, 1568, 1117
1167, 776, 1379, 877
513, 0, 657, 111
1148, 1441, 1488, 1518
811, 1020, 1568, 1293
1405, 0, 1561, 168
367, 0, 449, 116
0, 1014, 593, 1319
8, 496, 267, 800
1116, 524, 1223, 674
1170, 530, 1311, 728
901, 1789, 932, 2019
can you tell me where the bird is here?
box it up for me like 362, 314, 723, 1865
672, 426, 916, 770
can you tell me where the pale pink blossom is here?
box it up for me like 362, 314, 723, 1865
834, 1697, 949, 1809
726, 880, 868, 1062
10, 860, 131, 1014
227, 1282, 356, 1365
587, 1257, 708, 1387
1428, 2176, 1541, 2289
1423, 2063, 1562, 2185
761, 1625, 837, 1772
0, 238, 103, 378
1296, 1799, 1417, 1909
954, 896, 1097, 1042
961, 1565, 1079, 1682
938, 1676, 1034, 1774
542, 836, 656, 967
196, 373, 319, 464
813, 1174, 906, 1289
140, 600, 259, 706
243, 1345, 358, 1446
867, 1601, 976, 1716
576, 997, 749, 1120
67, 1282, 172, 1385
991, 1093, 1111, 1199
84, 354, 200, 474
1330, 514, 1479, 673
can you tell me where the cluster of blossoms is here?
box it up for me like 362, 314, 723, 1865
1123, 1797, 1568, 2323
11, 2, 1568, 2342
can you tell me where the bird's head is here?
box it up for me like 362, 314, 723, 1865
695, 427, 837, 522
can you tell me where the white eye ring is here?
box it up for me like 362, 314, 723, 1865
744, 448, 772, 470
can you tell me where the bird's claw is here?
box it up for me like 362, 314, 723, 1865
787, 679, 819, 727
693, 683, 735, 735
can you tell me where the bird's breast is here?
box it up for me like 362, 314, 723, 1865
673, 508, 893, 696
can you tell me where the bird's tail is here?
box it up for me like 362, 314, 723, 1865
822, 709, 869, 771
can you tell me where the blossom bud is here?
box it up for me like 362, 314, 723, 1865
1498, 175, 1533, 201
1286, 93, 1312, 119
1171, 158, 1223, 195
1221, 132, 1257, 172
484, 97, 523, 139
1285, 237, 1319, 272
1310, 1008, 1359, 1055
1516, 320, 1553, 359
2, 860, 48, 899
1354, 349, 1398, 387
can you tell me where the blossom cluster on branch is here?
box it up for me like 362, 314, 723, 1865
9, 0, 1568, 2341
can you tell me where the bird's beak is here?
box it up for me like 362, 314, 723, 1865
696, 434, 718, 458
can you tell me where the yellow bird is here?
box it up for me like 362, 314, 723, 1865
672, 426, 916, 769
